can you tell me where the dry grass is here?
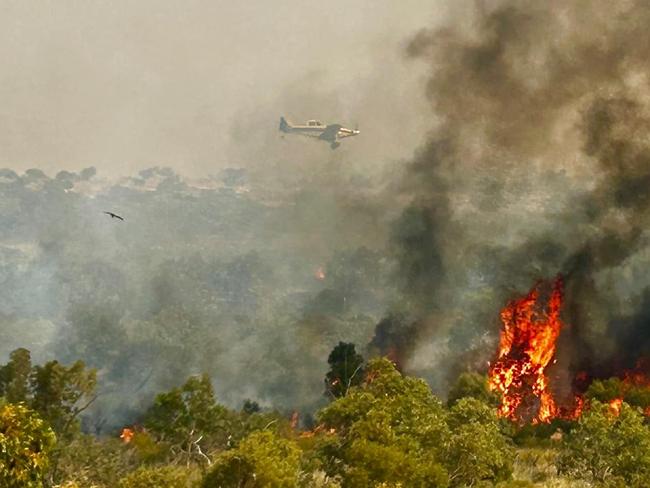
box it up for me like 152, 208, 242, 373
511, 447, 593, 488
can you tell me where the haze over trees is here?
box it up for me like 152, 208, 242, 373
6, 0, 650, 486
0, 166, 398, 430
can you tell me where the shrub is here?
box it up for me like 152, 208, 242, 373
446, 398, 514, 486
317, 358, 450, 487
0, 402, 56, 488
202, 430, 301, 488
558, 400, 650, 486
117, 465, 196, 488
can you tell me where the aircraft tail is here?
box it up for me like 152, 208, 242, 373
279, 116, 291, 133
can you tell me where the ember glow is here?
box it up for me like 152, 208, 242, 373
608, 398, 623, 416
315, 266, 326, 281
120, 427, 134, 444
622, 364, 650, 389
298, 424, 337, 438
489, 276, 564, 423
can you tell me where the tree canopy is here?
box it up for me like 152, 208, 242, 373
0, 402, 56, 488
324, 342, 365, 399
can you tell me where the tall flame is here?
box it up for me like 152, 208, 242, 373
489, 276, 564, 423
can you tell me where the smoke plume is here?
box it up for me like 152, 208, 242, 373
382, 0, 650, 398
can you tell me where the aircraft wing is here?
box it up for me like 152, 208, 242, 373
318, 124, 342, 142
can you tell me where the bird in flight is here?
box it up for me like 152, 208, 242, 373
103, 211, 124, 221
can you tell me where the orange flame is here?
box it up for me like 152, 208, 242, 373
298, 424, 337, 438
315, 266, 326, 281
601, 365, 650, 416
564, 395, 585, 420
608, 398, 623, 416
488, 276, 564, 423
120, 427, 134, 444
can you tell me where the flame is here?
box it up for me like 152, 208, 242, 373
120, 427, 134, 444
564, 395, 585, 420
608, 398, 623, 416
489, 280, 650, 423
622, 363, 650, 388
601, 365, 650, 416
488, 276, 564, 423
315, 266, 326, 281
298, 424, 337, 438
290, 411, 299, 430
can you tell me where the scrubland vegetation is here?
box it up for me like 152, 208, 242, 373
3, 345, 650, 488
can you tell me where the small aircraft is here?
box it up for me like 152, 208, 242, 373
279, 116, 360, 149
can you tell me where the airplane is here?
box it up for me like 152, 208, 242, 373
279, 116, 360, 149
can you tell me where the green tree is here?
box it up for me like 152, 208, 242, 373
202, 430, 301, 488
118, 465, 197, 488
317, 358, 450, 487
0, 402, 56, 488
0, 350, 97, 439
144, 374, 232, 463
446, 371, 497, 407
585, 378, 626, 403
30, 359, 97, 439
586, 377, 650, 412
242, 399, 261, 414
445, 398, 514, 486
0, 347, 32, 403
558, 400, 650, 486
325, 342, 364, 399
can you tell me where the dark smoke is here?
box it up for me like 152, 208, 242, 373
373, 1, 650, 397
368, 314, 421, 369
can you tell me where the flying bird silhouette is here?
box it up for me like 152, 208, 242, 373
103, 211, 124, 221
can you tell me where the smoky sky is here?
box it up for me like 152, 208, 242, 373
6, 0, 650, 426
0, 1, 442, 425
0, 0, 438, 177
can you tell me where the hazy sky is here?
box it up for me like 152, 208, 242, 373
0, 1, 442, 177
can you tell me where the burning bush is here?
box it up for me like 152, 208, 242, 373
489, 277, 565, 423
318, 358, 513, 487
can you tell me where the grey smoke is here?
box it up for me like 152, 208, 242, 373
6, 0, 650, 426
0, 166, 397, 428
391, 0, 650, 400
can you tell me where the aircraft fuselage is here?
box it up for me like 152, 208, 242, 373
279, 117, 359, 149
